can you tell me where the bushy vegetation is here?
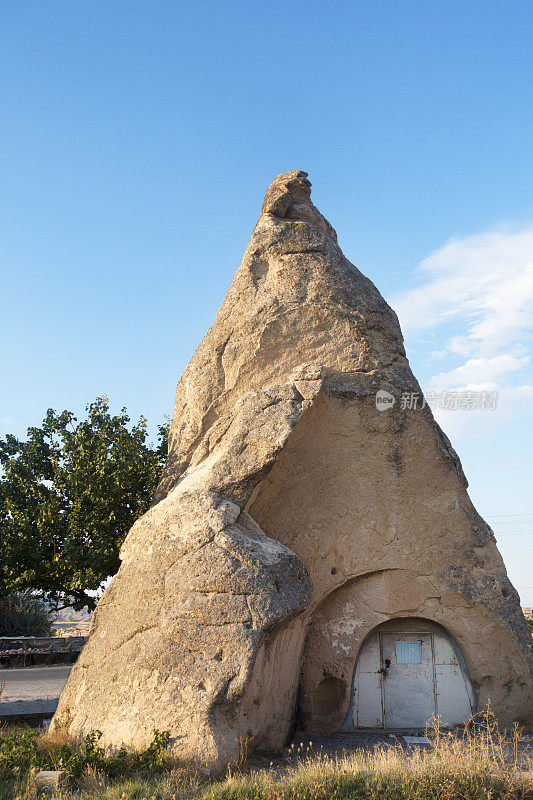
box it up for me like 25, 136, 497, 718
0, 713, 531, 800
0, 591, 52, 636
0, 397, 168, 611
0, 728, 170, 783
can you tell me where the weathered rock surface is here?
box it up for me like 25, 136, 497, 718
54, 170, 533, 768
155, 170, 411, 504
53, 382, 315, 767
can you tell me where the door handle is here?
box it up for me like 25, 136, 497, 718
377, 658, 391, 676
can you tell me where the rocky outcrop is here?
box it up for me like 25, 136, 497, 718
54, 170, 533, 768
53, 382, 315, 768
155, 170, 411, 504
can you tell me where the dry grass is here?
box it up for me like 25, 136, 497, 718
1, 713, 532, 800
205, 716, 533, 800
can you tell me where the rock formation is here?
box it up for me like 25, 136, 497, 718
54, 170, 533, 768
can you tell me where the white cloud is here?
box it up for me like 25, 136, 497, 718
393, 227, 533, 362
430, 383, 533, 440
498, 383, 533, 416
392, 225, 533, 437
430, 355, 529, 390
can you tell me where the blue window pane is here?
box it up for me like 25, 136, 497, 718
395, 641, 422, 664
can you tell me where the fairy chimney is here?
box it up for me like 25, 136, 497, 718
54, 170, 533, 768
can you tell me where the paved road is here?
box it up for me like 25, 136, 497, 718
1, 665, 71, 703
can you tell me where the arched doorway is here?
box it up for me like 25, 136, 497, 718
344, 618, 476, 730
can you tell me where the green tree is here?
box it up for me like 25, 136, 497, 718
0, 591, 52, 636
0, 397, 168, 611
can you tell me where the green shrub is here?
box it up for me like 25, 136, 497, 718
0, 591, 52, 636
0, 727, 170, 781
0, 729, 42, 780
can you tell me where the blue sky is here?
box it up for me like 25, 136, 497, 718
1, 1, 532, 602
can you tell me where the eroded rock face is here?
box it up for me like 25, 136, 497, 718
54, 383, 314, 767
54, 170, 533, 768
155, 169, 410, 504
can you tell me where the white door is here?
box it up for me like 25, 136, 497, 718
350, 627, 383, 728
432, 628, 476, 727
346, 622, 475, 730
381, 632, 436, 728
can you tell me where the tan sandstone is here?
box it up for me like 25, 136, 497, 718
54, 170, 533, 768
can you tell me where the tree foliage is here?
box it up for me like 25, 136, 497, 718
0, 591, 52, 636
0, 397, 168, 611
